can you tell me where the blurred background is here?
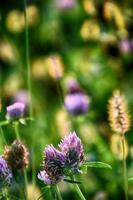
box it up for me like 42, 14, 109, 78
0, 0, 133, 199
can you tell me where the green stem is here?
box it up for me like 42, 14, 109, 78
13, 122, 28, 200
24, 0, 35, 189
71, 176, 86, 200
54, 185, 62, 200
23, 168, 28, 200
13, 122, 20, 140
122, 135, 128, 200
0, 127, 7, 145
24, 0, 33, 118
31, 145, 36, 187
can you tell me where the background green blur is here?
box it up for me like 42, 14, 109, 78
0, 0, 133, 199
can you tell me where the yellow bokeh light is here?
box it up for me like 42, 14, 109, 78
110, 134, 128, 160
6, 10, 25, 33
80, 20, 100, 40
32, 57, 47, 79
83, 0, 96, 15
46, 55, 64, 79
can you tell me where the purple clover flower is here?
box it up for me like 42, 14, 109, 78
55, 0, 76, 10
67, 79, 82, 94
38, 145, 65, 185
119, 39, 133, 54
64, 79, 89, 115
59, 132, 84, 175
0, 156, 12, 188
12, 91, 28, 106
65, 93, 89, 115
6, 102, 25, 120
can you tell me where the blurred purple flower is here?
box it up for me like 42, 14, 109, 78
55, 0, 76, 10
0, 156, 12, 187
6, 102, 25, 120
38, 145, 65, 185
65, 93, 89, 115
119, 39, 132, 54
64, 79, 90, 115
12, 90, 28, 106
67, 79, 82, 94
59, 132, 84, 174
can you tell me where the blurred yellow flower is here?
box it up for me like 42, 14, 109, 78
32, 57, 47, 79
0, 41, 15, 63
56, 110, 71, 138
6, 10, 25, 33
27, 184, 41, 200
46, 55, 64, 79
110, 134, 128, 160
83, 0, 96, 15
26, 5, 39, 26
80, 20, 100, 40
6, 5, 39, 33
4, 74, 23, 96
103, 2, 126, 32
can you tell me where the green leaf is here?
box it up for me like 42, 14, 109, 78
0, 120, 9, 126
24, 117, 34, 121
128, 178, 133, 183
64, 179, 81, 184
19, 118, 27, 125
80, 165, 88, 174
83, 161, 112, 169
37, 186, 50, 200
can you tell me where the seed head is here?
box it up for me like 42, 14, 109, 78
4, 140, 29, 170
108, 90, 130, 134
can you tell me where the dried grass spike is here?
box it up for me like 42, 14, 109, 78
3, 140, 29, 170
108, 90, 130, 134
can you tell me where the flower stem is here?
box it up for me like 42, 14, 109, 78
121, 135, 128, 200
71, 176, 86, 200
23, 0, 35, 190
13, 122, 28, 200
54, 185, 63, 200
0, 127, 7, 145
13, 122, 20, 140
23, 168, 28, 200
24, 0, 33, 118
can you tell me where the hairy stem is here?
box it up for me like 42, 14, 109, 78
71, 176, 86, 200
54, 185, 63, 200
122, 135, 128, 200
0, 127, 7, 145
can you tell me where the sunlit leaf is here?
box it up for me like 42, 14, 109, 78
0, 120, 9, 126
80, 165, 88, 174
128, 178, 133, 183
83, 161, 112, 169
64, 179, 81, 184
19, 118, 26, 125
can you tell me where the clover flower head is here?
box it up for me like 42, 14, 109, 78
13, 91, 28, 106
0, 156, 12, 188
6, 102, 25, 120
55, 0, 76, 10
38, 145, 65, 185
64, 93, 89, 115
4, 140, 29, 170
59, 132, 84, 174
